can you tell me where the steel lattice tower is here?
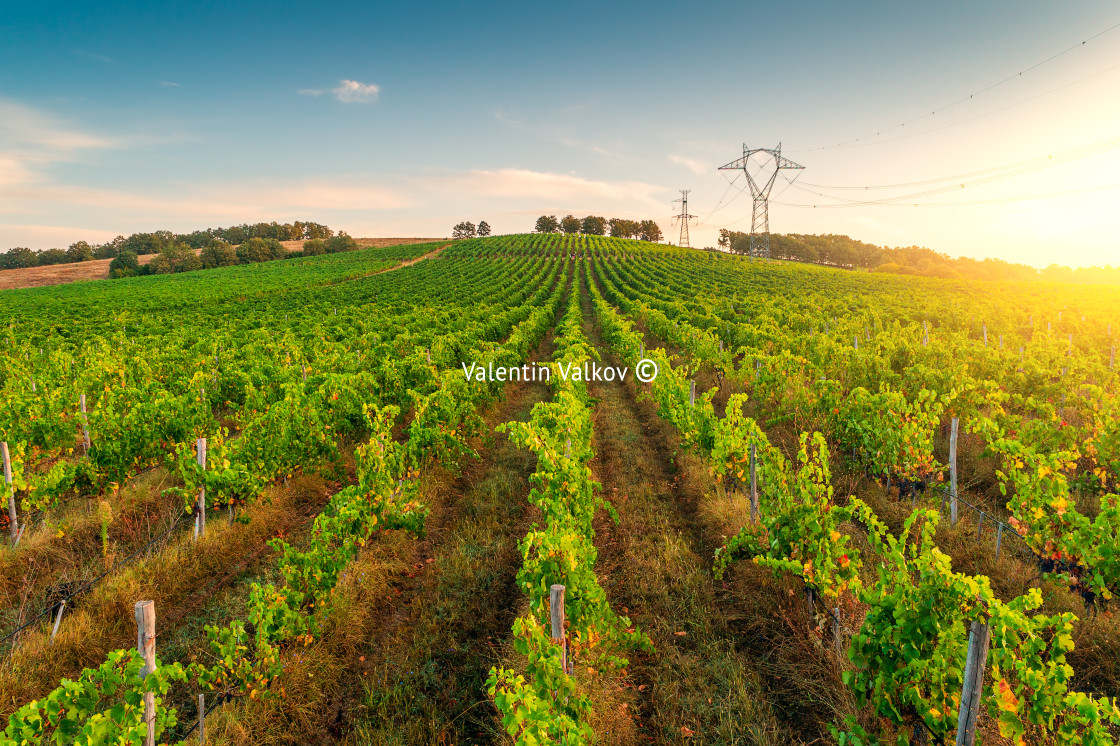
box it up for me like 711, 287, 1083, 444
718, 144, 803, 258
672, 189, 696, 248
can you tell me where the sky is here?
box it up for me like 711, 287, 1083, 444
1, 0, 1119, 268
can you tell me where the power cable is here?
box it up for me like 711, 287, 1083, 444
788, 18, 1120, 152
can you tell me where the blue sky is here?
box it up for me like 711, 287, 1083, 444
2, 0, 1119, 267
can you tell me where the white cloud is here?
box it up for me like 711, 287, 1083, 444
0, 99, 120, 152
446, 169, 667, 211
331, 80, 380, 103
297, 81, 380, 103
159, 81, 181, 87
669, 154, 708, 175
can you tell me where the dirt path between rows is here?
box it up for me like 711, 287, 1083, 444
579, 271, 813, 745
332, 276, 568, 745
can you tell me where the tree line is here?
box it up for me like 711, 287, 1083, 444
107, 233, 360, 279
534, 215, 663, 242
714, 229, 1120, 285
0, 221, 334, 271
452, 221, 492, 239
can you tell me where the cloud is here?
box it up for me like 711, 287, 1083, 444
0, 99, 120, 152
297, 81, 380, 103
445, 169, 667, 211
331, 80, 380, 103
72, 49, 115, 64
159, 81, 181, 87
669, 154, 708, 175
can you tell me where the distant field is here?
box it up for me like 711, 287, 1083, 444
0, 237, 443, 290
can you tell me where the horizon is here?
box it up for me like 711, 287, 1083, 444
2, 0, 1119, 268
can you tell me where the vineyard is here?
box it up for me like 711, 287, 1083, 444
0, 234, 1118, 745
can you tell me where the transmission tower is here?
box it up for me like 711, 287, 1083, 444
671, 189, 696, 248
717, 143, 803, 258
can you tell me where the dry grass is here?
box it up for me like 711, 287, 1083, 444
0, 473, 332, 714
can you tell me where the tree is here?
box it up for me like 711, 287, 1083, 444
452, 221, 477, 239
560, 215, 581, 234
303, 238, 327, 256
66, 241, 94, 263
477, 220, 491, 237
609, 218, 639, 239
580, 215, 607, 235
234, 238, 277, 264
122, 232, 164, 256
1, 247, 39, 269
148, 241, 201, 274
535, 215, 559, 233
37, 248, 69, 265
638, 220, 663, 242
108, 250, 140, 278
200, 240, 238, 269
93, 236, 124, 259
324, 232, 358, 254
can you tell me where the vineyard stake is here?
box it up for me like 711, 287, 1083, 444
135, 600, 157, 746
995, 523, 1003, 559
749, 443, 759, 522
853, 335, 858, 350
1111, 346, 1115, 370
976, 512, 984, 538
50, 600, 66, 644
999, 334, 1003, 350
2, 442, 16, 545
80, 394, 91, 453
301, 363, 307, 382
550, 584, 569, 676
832, 607, 842, 660
689, 379, 696, 407
198, 693, 205, 743
194, 438, 207, 541
955, 620, 991, 746
949, 418, 959, 526
982, 324, 987, 346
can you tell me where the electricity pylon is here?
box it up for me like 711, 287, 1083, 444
672, 189, 696, 248
718, 144, 803, 258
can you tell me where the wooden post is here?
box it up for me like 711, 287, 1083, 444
999, 334, 1003, 350
982, 324, 987, 346
923, 321, 929, 347
426, 348, 431, 364
79, 394, 91, 453
976, 512, 984, 538
50, 600, 66, 643
301, 363, 307, 382
749, 443, 759, 522
2, 442, 16, 544
949, 418, 959, 526
550, 584, 569, 675
1111, 346, 1116, 370
955, 620, 991, 746
198, 693, 205, 744
995, 523, 1003, 559
853, 335, 858, 350
689, 379, 696, 407
833, 607, 842, 659
639, 340, 644, 358
135, 600, 156, 746
194, 438, 206, 541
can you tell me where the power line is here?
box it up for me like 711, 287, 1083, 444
774, 181, 1120, 208
788, 18, 1120, 153
779, 134, 1120, 207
